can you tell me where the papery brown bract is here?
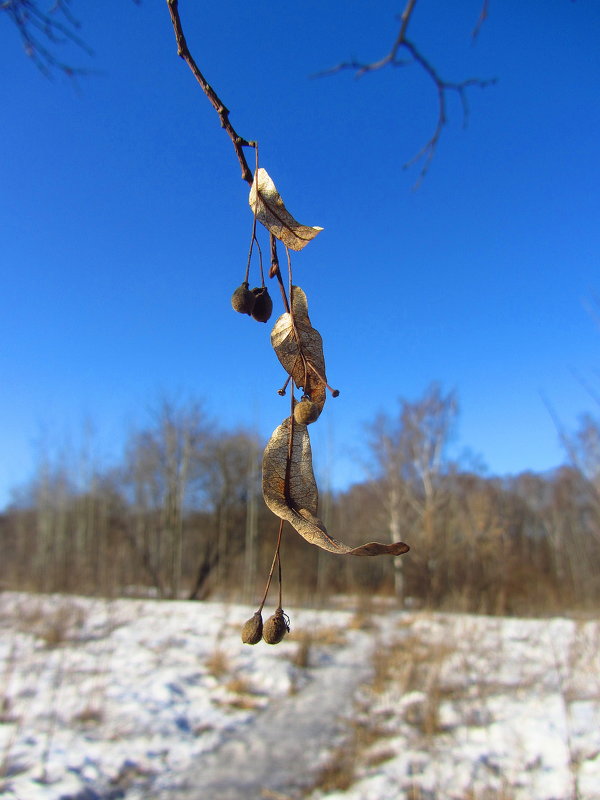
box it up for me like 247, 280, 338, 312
249, 168, 323, 251
262, 418, 410, 557
271, 286, 327, 419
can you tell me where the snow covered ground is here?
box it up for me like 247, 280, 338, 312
0, 592, 599, 800
305, 612, 600, 800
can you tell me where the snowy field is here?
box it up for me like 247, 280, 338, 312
0, 592, 599, 800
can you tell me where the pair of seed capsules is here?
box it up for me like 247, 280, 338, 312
241, 608, 289, 645
231, 282, 273, 323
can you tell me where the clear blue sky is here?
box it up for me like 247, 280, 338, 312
1, 1, 599, 508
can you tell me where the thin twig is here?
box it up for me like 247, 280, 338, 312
472, 0, 490, 40
244, 217, 258, 284
257, 381, 297, 612
279, 383, 299, 610
3, 0, 93, 78
257, 519, 285, 612
307, 360, 340, 398
285, 246, 293, 302
256, 237, 265, 286
285, 380, 296, 507
277, 549, 283, 609
270, 235, 290, 312
315, 0, 496, 182
247, 147, 267, 286
277, 375, 291, 396
166, 0, 256, 184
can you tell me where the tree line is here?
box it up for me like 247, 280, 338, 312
1, 385, 599, 614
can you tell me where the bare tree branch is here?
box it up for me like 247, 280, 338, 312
166, 0, 256, 185
1, 0, 93, 78
316, 0, 497, 183
472, 0, 490, 40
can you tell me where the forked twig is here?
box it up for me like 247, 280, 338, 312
3, 0, 93, 78
257, 519, 285, 613
315, 0, 496, 183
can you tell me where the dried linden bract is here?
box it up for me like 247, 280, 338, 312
231, 282, 256, 315
241, 612, 263, 645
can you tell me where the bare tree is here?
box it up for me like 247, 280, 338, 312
3, 429, 125, 595
565, 414, 600, 507
551, 413, 600, 602
367, 383, 458, 604
194, 431, 262, 599
123, 398, 211, 598
3, 402, 600, 610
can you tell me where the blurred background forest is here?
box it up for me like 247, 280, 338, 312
2, 1, 599, 619
1, 382, 599, 615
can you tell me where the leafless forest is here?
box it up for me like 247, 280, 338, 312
1, 384, 599, 615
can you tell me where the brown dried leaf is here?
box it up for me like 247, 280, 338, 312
249, 168, 323, 251
271, 286, 326, 417
262, 418, 410, 557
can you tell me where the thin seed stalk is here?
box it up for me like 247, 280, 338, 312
258, 518, 284, 613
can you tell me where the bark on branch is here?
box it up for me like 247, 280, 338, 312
166, 0, 256, 185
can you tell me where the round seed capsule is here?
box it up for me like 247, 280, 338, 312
251, 287, 273, 323
293, 398, 320, 425
241, 612, 263, 645
262, 608, 290, 645
231, 282, 256, 315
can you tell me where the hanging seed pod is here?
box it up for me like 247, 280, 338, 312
293, 398, 320, 425
231, 282, 256, 315
251, 287, 273, 323
262, 608, 290, 645
241, 612, 263, 645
